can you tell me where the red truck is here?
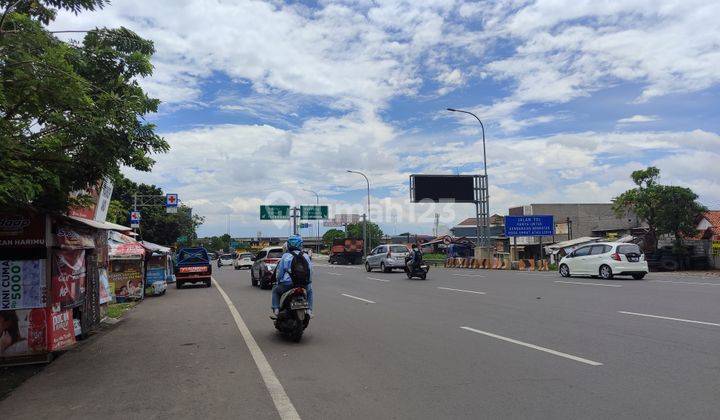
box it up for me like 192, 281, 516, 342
175, 247, 212, 288
328, 238, 364, 265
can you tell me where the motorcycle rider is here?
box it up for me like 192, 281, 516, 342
407, 243, 423, 271
271, 234, 313, 318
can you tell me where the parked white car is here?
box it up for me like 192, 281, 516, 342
559, 242, 648, 280
234, 252, 254, 270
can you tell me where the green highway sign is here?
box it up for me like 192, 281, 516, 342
300, 205, 329, 220
260, 205, 290, 220
177, 235, 188, 243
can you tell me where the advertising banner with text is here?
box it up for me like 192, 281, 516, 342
0, 260, 47, 310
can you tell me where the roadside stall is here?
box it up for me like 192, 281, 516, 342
141, 241, 172, 296
108, 231, 145, 303
0, 210, 103, 365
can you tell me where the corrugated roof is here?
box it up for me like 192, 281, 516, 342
68, 215, 132, 231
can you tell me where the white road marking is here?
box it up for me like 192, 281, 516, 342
213, 278, 301, 420
325, 272, 344, 276
554, 280, 622, 288
648, 280, 720, 286
460, 327, 603, 366
618, 311, 720, 327
314, 264, 360, 269
366, 276, 390, 282
341, 293, 376, 304
451, 274, 485, 277
438, 287, 486, 295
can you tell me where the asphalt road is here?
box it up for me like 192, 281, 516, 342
3, 263, 720, 419
215, 264, 720, 419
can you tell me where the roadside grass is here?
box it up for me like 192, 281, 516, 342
107, 302, 137, 319
423, 253, 446, 260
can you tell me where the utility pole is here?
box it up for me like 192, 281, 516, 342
290, 207, 299, 235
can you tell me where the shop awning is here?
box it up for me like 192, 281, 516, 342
109, 230, 145, 258
141, 241, 171, 254
67, 215, 133, 232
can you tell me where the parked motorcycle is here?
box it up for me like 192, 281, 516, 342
404, 255, 429, 280
273, 287, 310, 342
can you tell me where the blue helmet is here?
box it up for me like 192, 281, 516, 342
287, 234, 303, 251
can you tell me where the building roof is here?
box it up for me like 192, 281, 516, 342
455, 217, 477, 226
454, 214, 504, 227
702, 211, 720, 227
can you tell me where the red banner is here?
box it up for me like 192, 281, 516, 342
179, 266, 207, 273
46, 308, 75, 351
52, 250, 86, 306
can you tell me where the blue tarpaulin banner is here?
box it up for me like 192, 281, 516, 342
504, 215, 554, 237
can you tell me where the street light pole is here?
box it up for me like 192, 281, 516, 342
347, 170, 370, 259
304, 189, 321, 253
447, 108, 489, 252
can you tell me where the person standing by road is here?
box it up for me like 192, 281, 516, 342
271, 235, 314, 318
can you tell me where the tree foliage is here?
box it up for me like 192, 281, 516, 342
613, 167, 706, 250
322, 229, 345, 247
109, 174, 204, 246
0, 0, 168, 211
346, 221, 383, 249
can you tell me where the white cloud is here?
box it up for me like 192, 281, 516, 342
617, 115, 659, 124
47, 1, 720, 235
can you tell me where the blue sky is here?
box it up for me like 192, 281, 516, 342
53, 0, 720, 237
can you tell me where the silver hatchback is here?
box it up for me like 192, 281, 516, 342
366, 244, 410, 272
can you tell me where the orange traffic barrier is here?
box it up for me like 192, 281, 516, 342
528, 259, 536, 271
518, 259, 526, 270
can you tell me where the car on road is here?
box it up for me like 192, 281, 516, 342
175, 246, 212, 288
217, 253, 234, 268
251, 246, 284, 289
366, 244, 410, 272
559, 242, 648, 280
234, 252, 254, 270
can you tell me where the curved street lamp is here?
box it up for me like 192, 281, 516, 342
447, 108, 489, 251
303, 188, 321, 253
347, 170, 370, 258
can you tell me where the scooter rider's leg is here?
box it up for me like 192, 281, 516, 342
271, 284, 283, 318
306, 283, 314, 317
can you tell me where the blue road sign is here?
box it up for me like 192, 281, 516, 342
504, 215, 554, 237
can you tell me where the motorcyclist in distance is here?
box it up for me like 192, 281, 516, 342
407, 243, 423, 270
271, 235, 314, 318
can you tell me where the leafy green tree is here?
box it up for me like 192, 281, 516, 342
0, 0, 168, 211
346, 221, 383, 249
109, 174, 204, 246
613, 167, 706, 250
322, 229, 345, 247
